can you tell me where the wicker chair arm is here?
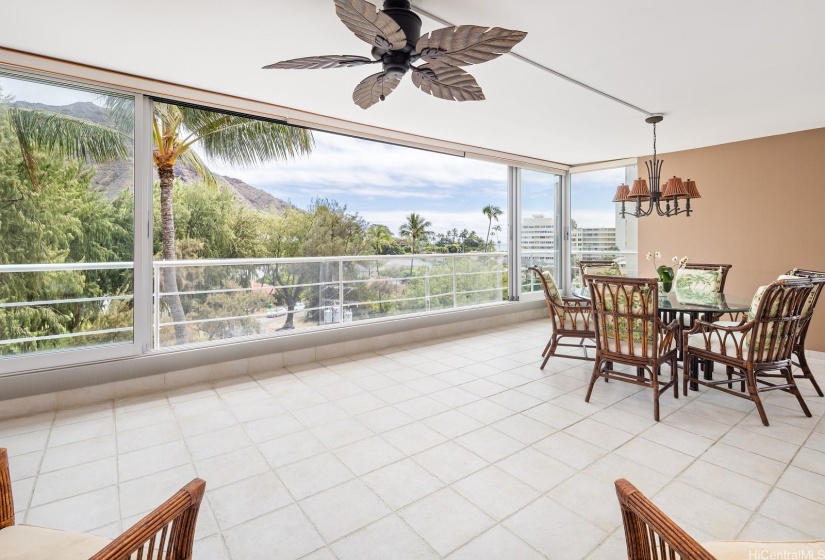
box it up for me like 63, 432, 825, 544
0, 449, 13, 529
89, 478, 206, 560
685, 318, 753, 337
561, 296, 590, 306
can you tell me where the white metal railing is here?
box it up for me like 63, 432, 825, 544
0, 254, 507, 354
152, 253, 506, 349
0, 262, 135, 349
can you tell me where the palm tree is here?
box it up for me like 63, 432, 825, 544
366, 224, 394, 255
9, 100, 314, 344
482, 204, 503, 252
399, 213, 432, 255
147, 104, 313, 343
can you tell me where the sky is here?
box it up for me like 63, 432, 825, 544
1, 73, 630, 238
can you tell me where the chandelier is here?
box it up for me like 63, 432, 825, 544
613, 115, 700, 218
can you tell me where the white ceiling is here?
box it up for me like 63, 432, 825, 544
2, 0, 823, 165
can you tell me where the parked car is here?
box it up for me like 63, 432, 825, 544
266, 306, 287, 318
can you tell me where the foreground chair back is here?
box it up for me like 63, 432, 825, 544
616, 478, 825, 559
785, 269, 825, 396
585, 276, 678, 421
0, 447, 205, 560
616, 478, 716, 559
528, 266, 595, 368
684, 278, 817, 426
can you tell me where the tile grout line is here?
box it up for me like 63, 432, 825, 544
733, 405, 825, 540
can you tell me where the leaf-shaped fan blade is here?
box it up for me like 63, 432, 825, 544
263, 55, 374, 70
334, 0, 407, 51
411, 64, 485, 102
416, 26, 527, 66
353, 72, 402, 109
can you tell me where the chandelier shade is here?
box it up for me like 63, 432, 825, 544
683, 179, 701, 199
612, 183, 631, 202
628, 178, 651, 199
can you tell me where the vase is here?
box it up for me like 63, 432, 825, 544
657, 265, 674, 293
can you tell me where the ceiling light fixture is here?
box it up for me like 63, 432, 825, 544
613, 115, 700, 218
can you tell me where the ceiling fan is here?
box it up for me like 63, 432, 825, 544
263, 0, 527, 109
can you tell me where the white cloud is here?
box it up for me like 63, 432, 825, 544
202, 130, 507, 199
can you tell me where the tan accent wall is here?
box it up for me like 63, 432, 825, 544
637, 127, 825, 351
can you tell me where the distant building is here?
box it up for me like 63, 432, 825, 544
522, 213, 556, 253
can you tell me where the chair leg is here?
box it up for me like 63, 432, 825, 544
746, 369, 769, 426
784, 367, 812, 418
726, 365, 734, 390
682, 352, 692, 396
672, 355, 679, 399
650, 367, 660, 422
540, 337, 558, 370
541, 338, 552, 357
585, 357, 601, 403
797, 349, 825, 397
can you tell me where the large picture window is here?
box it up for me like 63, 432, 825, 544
0, 74, 135, 363
150, 101, 508, 349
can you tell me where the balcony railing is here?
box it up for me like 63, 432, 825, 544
0, 253, 507, 356
154, 253, 507, 348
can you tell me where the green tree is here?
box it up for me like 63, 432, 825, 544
0, 92, 134, 354
261, 199, 367, 329
399, 213, 432, 255
366, 224, 394, 255
482, 204, 503, 252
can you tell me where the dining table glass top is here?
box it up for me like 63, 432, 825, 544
657, 291, 752, 314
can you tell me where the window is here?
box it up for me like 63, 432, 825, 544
150, 101, 508, 349
0, 73, 135, 367
570, 166, 638, 288
520, 169, 561, 295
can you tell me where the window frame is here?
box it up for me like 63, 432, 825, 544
0, 65, 574, 376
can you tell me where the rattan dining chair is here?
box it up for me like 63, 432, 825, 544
615, 478, 825, 559
784, 269, 825, 397
529, 266, 595, 369
584, 276, 679, 421
684, 277, 818, 426
0, 448, 205, 560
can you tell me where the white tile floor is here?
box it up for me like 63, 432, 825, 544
2, 319, 825, 559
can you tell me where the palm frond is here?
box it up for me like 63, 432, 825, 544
103, 95, 136, 135
177, 107, 314, 167
8, 107, 130, 164
178, 149, 219, 189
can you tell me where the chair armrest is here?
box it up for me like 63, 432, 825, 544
685, 318, 752, 337
683, 319, 753, 359
561, 296, 590, 306
0, 449, 14, 529
90, 478, 205, 560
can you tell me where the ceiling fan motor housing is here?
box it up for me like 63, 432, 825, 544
377, 0, 422, 54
